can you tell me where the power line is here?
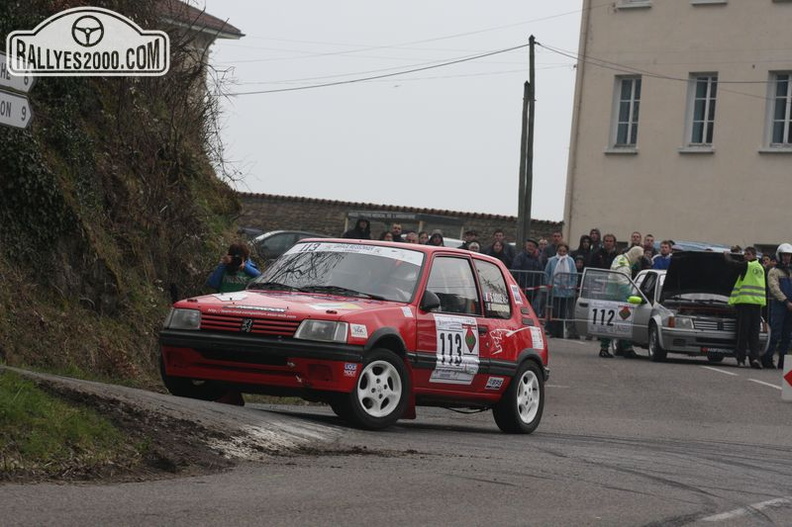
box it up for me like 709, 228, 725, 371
536, 42, 779, 102
229, 42, 532, 96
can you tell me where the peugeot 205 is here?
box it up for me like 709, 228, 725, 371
574, 251, 769, 362
160, 239, 549, 432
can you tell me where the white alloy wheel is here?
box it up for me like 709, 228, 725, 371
515, 369, 541, 423
356, 359, 404, 418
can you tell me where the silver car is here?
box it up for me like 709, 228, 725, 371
574, 251, 769, 363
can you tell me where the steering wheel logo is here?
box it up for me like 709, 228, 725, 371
71, 15, 104, 47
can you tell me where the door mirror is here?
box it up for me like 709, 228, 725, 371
420, 290, 441, 312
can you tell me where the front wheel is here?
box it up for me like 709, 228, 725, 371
706, 353, 724, 363
339, 349, 409, 430
493, 361, 544, 434
648, 324, 667, 362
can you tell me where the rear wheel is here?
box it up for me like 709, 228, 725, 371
493, 361, 544, 434
648, 323, 667, 362
706, 352, 724, 363
159, 355, 230, 402
338, 349, 409, 430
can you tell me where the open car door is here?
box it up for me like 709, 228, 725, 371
574, 268, 650, 340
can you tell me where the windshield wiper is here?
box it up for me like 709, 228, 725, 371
301, 285, 385, 300
248, 281, 305, 292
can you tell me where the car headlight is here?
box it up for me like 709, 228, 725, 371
164, 308, 201, 330
669, 316, 693, 330
295, 320, 348, 343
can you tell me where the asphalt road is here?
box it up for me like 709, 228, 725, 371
3, 338, 792, 526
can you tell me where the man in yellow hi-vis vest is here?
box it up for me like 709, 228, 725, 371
726, 247, 767, 369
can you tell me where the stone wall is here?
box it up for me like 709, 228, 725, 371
237, 193, 562, 245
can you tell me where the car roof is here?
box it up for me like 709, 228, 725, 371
297, 237, 501, 258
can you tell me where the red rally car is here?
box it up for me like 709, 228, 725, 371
159, 239, 549, 433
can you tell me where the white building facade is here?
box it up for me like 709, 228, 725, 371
564, 0, 792, 250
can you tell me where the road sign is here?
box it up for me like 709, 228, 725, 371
0, 52, 35, 93
783, 363, 792, 402
0, 89, 33, 129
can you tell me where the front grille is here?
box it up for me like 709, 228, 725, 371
693, 319, 735, 332
201, 313, 300, 337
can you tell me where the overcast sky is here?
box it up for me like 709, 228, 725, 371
199, 1, 583, 221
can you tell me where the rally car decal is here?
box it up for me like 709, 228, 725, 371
586, 299, 634, 337
212, 292, 248, 301
510, 284, 523, 304
430, 314, 480, 385
350, 324, 368, 338
309, 302, 363, 311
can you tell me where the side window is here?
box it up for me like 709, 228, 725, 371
474, 260, 512, 319
426, 257, 480, 315
580, 269, 641, 301
639, 273, 657, 302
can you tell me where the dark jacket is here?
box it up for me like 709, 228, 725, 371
343, 219, 371, 239
589, 247, 618, 270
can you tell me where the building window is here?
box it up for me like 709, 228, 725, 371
770, 73, 792, 146
687, 74, 718, 146
612, 77, 641, 148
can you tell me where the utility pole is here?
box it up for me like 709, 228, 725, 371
516, 35, 535, 246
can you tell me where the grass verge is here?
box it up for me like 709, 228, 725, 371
0, 370, 144, 481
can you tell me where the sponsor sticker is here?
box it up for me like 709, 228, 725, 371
212, 292, 248, 302
529, 326, 545, 349
430, 314, 480, 385
310, 302, 363, 311
485, 377, 504, 390
350, 324, 368, 339
343, 363, 358, 377
401, 306, 413, 318
510, 284, 523, 304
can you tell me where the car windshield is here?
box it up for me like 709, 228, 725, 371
249, 241, 425, 302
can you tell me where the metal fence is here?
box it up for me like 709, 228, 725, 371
510, 269, 580, 338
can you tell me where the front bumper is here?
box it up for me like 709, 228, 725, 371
159, 329, 366, 392
658, 327, 769, 356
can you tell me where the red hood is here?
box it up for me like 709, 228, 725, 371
175, 290, 400, 320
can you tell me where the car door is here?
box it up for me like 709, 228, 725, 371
631, 271, 660, 345
415, 255, 490, 396
574, 268, 650, 341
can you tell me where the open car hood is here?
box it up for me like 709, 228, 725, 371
661, 251, 742, 301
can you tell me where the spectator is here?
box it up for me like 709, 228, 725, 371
418, 231, 429, 244
643, 234, 658, 257
537, 238, 549, 267
589, 233, 619, 270
488, 240, 513, 267
652, 240, 673, 270
725, 247, 766, 368
629, 231, 642, 248
542, 230, 563, 261
544, 242, 577, 339
390, 223, 404, 242
459, 230, 479, 250
589, 228, 603, 253
599, 246, 644, 358
426, 232, 445, 246
484, 229, 516, 266
511, 238, 544, 309
763, 243, 792, 369
342, 218, 371, 239
468, 241, 481, 252
572, 234, 593, 266
206, 243, 261, 293
404, 230, 419, 243
380, 231, 394, 241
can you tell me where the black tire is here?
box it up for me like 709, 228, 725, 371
159, 355, 230, 401
493, 360, 545, 434
339, 348, 409, 430
648, 323, 667, 362
706, 353, 724, 363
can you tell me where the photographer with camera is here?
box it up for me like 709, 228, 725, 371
206, 243, 261, 293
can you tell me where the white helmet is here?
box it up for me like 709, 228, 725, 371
777, 243, 792, 256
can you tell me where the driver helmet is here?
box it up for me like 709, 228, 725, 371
777, 243, 792, 259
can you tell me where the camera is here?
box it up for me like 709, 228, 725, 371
225, 254, 243, 274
